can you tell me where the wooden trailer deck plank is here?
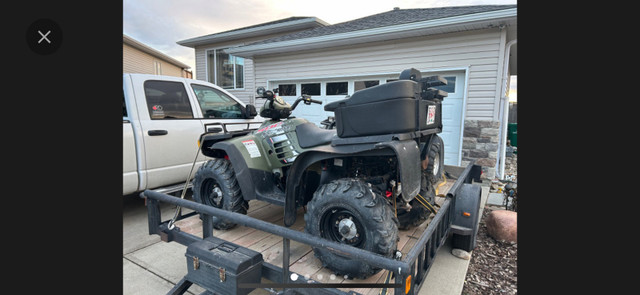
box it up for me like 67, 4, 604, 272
175, 178, 455, 294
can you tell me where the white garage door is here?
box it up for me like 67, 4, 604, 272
270, 71, 465, 165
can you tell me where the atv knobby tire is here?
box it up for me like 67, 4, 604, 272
304, 178, 398, 279
426, 135, 444, 184
192, 158, 248, 230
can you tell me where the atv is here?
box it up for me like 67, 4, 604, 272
192, 68, 448, 279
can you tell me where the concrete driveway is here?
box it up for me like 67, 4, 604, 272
123, 186, 488, 295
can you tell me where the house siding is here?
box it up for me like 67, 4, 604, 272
193, 30, 313, 104
123, 43, 185, 77
253, 28, 503, 121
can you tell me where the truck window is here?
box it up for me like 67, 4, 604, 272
143, 81, 194, 119
191, 84, 244, 119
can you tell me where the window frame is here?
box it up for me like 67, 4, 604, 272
205, 48, 245, 90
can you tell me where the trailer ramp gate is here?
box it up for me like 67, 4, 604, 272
141, 161, 481, 295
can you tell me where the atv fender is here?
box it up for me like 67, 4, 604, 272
283, 139, 421, 227
206, 141, 256, 200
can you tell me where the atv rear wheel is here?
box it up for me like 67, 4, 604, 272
304, 178, 398, 279
192, 158, 248, 230
426, 135, 444, 184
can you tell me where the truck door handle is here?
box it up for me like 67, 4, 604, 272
148, 130, 168, 136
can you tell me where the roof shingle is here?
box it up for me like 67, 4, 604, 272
249, 5, 516, 46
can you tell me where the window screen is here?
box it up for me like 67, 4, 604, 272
143, 81, 193, 119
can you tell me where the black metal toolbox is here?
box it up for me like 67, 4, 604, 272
184, 236, 263, 295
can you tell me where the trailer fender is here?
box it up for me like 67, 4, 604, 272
451, 183, 482, 251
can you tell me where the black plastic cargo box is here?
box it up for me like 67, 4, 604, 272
324, 80, 442, 138
185, 236, 263, 295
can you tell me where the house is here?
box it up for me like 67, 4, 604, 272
124, 34, 192, 78
178, 5, 517, 179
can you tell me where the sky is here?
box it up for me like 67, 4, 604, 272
123, 0, 517, 98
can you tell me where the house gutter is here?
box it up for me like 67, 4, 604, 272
177, 17, 328, 48
497, 38, 517, 179
226, 8, 517, 57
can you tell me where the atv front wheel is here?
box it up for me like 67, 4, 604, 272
192, 158, 248, 230
304, 178, 398, 279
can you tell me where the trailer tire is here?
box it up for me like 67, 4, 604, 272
192, 158, 248, 230
305, 178, 398, 279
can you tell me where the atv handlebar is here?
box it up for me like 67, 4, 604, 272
290, 94, 322, 110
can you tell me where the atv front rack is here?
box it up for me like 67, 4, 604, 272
141, 161, 482, 295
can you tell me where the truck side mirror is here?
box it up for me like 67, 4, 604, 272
245, 104, 257, 119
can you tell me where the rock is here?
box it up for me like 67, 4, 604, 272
452, 248, 471, 260
485, 210, 517, 243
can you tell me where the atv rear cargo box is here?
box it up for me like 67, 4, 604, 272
185, 236, 263, 295
324, 80, 442, 138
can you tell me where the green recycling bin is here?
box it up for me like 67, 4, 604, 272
507, 123, 517, 147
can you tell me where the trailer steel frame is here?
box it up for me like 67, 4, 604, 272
141, 161, 481, 295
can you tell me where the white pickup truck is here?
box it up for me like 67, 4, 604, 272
123, 74, 263, 196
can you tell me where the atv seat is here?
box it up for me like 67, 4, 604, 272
295, 122, 336, 148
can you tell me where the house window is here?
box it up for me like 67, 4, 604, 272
354, 80, 379, 92
143, 80, 193, 119
207, 49, 244, 89
278, 84, 297, 96
301, 83, 320, 96
326, 82, 348, 95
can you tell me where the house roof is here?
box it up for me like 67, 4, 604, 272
123, 34, 191, 69
177, 17, 329, 48
226, 5, 516, 58
251, 5, 516, 46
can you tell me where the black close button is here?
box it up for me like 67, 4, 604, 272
26, 18, 63, 55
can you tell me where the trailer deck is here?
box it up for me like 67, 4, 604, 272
162, 180, 454, 295
141, 162, 482, 295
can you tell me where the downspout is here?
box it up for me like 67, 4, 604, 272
497, 39, 517, 179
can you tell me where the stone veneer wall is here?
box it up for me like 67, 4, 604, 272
461, 120, 501, 180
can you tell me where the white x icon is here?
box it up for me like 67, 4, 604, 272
38, 30, 51, 44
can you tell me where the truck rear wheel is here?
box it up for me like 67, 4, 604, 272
192, 158, 248, 230
304, 178, 398, 279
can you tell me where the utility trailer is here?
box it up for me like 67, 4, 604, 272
141, 161, 482, 295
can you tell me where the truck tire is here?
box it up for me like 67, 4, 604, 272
192, 158, 248, 230
304, 178, 398, 279
426, 135, 444, 184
